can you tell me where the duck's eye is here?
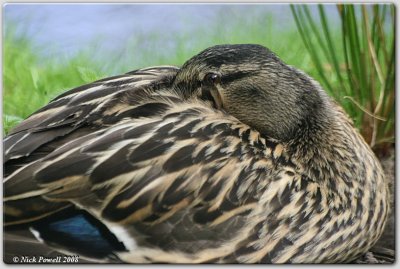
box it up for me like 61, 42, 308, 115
203, 72, 221, 86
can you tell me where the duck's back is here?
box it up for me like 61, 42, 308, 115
4, 66, 290, 262
3, 66, 389, 263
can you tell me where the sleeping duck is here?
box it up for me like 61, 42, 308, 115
3, 44, 389, 263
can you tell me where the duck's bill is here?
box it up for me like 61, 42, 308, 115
200, 88, 223, 109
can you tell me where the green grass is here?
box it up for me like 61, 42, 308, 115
3, 6, 395, 155
291, 4, 395, 152
3, 26, 107, 133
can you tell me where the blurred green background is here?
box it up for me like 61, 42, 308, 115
3, 4, 395, 154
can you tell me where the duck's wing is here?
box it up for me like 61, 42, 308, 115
4, 66, 179, 224
4, 86, 292, 262
4, 66, 179, 165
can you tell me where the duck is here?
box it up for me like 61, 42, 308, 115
3, 44, 389, 263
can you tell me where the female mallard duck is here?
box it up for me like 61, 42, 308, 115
4, 44, 389, 263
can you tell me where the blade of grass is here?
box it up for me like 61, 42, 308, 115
302, 6, 331, 60
318, 5, 349, 96
291, 5, 336, 96
343, 6, 365, 127
372, 6, 380, 54
343, 96, 386, 121
360, 6, 374, 109
353, 6, 369, 108
346, 6, 364, 103
377, 5, 389, 64
338, 5, 358, 119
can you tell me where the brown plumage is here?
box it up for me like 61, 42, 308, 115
3, 44, 389, 263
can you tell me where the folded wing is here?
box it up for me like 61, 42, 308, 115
4, 66, 289, 261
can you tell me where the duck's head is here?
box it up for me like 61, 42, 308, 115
173, 44, 330, 142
